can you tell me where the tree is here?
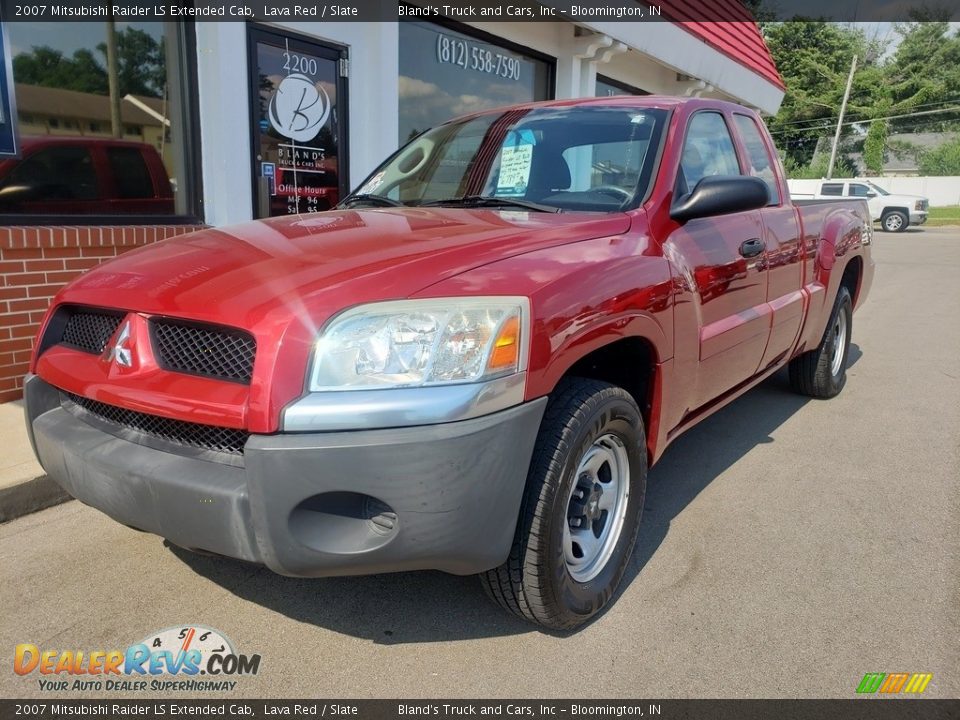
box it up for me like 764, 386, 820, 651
97, 27, 166, 98
784, 153, 854, 180
13, 46, 108, 95
761, 22, 887, 168
13, 27, 166, 99
918, 136, 960, 175
863, 119, 888, 173
884, 20, 960, 133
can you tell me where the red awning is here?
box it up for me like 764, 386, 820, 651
667, 0, 785, 90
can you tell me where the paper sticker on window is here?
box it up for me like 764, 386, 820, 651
496, 131, 536, 197
359, 171, 385, 195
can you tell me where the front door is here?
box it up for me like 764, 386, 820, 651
248, 27, 348, 218
664, 111, 771, 410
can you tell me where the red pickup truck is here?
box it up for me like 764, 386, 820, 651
0, 137, 174, 216
24, 97, 873, 629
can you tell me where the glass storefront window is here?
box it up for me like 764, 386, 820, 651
596, 75, 649, 97
398, 21, 552, 142
0, 21, 197, 219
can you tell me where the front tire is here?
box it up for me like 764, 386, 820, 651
789, 286, 853, 398
881, 210, 908, 233
481, 379, 647, 630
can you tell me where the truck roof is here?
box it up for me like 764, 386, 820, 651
17, 135, 161, 151
444, 95, 758, 125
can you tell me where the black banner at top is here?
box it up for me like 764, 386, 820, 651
0, 0, 958, 23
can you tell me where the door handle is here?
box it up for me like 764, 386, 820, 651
739, 238, 765, 258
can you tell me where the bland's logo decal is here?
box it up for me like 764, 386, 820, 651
104, 320, 132, 368
268, 73, 331, 143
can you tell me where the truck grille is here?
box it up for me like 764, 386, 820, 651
60, 310, 124, 354
151, 319, 256, 384
65, 392, 249, 456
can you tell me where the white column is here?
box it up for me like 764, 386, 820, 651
195, 23, 252, 227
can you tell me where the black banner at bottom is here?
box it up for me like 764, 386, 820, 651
1, 700, 958, 720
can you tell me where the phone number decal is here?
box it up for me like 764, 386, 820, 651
436, 34, 523, 80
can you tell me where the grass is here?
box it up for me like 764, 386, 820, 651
927, 206, 960, 227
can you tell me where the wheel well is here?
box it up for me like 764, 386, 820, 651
841, 256, 862, 305
881, 206, 909, 219
562, 337, 656, 440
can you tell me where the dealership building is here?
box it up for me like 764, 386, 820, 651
0, 10, 784, 402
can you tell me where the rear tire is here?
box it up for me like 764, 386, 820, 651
481, 378, 647, 630
881, 210, 908, 233
789, 286, 853, 398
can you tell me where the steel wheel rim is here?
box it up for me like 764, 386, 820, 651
886, 214, 903, 231
829, 310, 848, 377
563, 433, 631, 583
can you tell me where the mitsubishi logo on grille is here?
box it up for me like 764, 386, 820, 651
105, 320, 133, 368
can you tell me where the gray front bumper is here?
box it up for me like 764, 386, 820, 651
24, 375, 546, 577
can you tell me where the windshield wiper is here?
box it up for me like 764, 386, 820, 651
420, 195, 561, 213
339, 194, 405, 208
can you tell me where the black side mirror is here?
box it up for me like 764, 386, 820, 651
670, 175, 769, 223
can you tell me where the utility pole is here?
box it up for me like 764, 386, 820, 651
827, 54, 857, 180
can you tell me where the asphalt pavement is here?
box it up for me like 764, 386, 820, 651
2, 225, 957, 699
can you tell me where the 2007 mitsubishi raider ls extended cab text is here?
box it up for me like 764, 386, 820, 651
24, 97, 874, 629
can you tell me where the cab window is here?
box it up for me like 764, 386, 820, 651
733, 114, 780, 204
1, 146, 100, 201
677, 112, 741, 196
820, 183, 843, 196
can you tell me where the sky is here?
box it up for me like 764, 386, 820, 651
858, 21, 960, 56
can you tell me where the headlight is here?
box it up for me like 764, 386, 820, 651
309, 297, 530, 391
915, 200, 924, 211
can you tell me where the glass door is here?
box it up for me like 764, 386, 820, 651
248, 26, 348, 218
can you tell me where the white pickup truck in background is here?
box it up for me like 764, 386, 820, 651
788, 178, 929, 232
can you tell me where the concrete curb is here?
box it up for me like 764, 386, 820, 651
0, 475, 72, 523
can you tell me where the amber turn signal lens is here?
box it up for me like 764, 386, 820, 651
487, 315, 520, 371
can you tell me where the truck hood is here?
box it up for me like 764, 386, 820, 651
45, 207, 632, 431
58, 207, 630, 328
881, 193, 927, 202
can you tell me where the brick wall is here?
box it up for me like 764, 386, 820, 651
0, 225, 204, 403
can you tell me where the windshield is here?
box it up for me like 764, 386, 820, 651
866, 181, 890, 196
346, 105, 668, 213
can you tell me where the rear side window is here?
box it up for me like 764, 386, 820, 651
677, 112, 741, 196
106, 147, 155, 199
733, 114, 780, 204
821, 183, 843, 196
2, 146, 99, 200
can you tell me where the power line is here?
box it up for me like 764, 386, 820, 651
770, 96, 960, 131
768, 105, 960, 136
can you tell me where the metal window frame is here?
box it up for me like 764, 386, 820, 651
246, 24, 351, 220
